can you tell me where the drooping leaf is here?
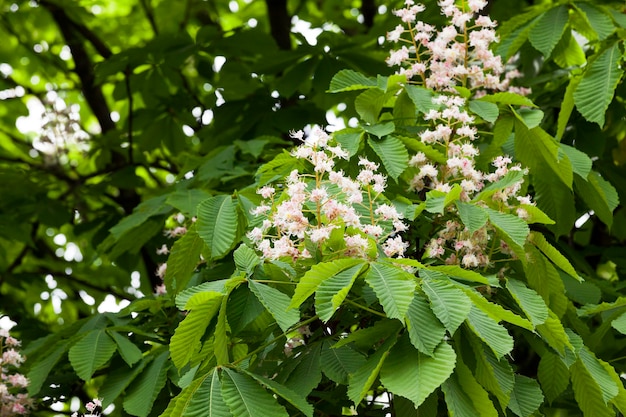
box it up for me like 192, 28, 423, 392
507, 375, 544, 417
165, 226, 205, 293
538, 350, 570, 404
405, 291, 447, 356
108, 331, 143, 367
290, 259, 364, 309
455, 201, 488, 233
279, 343, 322, 397
315, 262, 366, 322
560, 143, 592, 179
571, 358, 615, 417
68, 329, 118, 381
221, 368, 289, 417
364, 262, 416, 320
578, 347, 619, 403
466, 306, 514, 359
464, 289, 533, 331
123, 350, 170, 417
368, 135, 409, 181
506, 279, 549, 327
574, 42, 623, 127
422, 278, 471, 334
442, 357, 499, 417
197, 195, 240, 260
348, 336, 398, 404
380, 335, 456, 408
241, 369, 314, 417
528, 5, 569, 57
248, 280, 299, 332
484, 207, 530, 250
530, 231, 581, 281
469, 335, 514, 409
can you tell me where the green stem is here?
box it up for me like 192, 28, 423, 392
345, 299, 387, 318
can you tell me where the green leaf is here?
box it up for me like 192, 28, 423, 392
560, 144, 592, 179
233, 244, 260, 276
466, 306, 514, 359
197, 195, 240, 261
164, 369, 231, 417
533, 173, 576, 238
165, 226, 205, 293
404, 85, 435, 114
455, 201, 488, 233
574, 171, 620, 228
348, 336, 398, 404
27, 340, 70, 395
578, 297, 626, 317
365, 262, 416, 320
221, 368, 289, 417
514, 108, 544, 129
478, 92, 536, 107
241, 369, 314, 417
109, 195, 170, 239
405, 291, 447, 356
279, 343, 322, 396
528, 5, 569, 57
474, 170, 524, 202
536, 313, 572, 355
363, 122, 395, 138
507, 375, 544, 417
530, 231, 581, 281
464, 290, 533, 331
553, 28, 586, 69
571, 358, 615, 417
574, 43, 623, 127
469, 336, 514, 409
484, 207, 530, 250
335, 130, 364, 157
422, 278, 471, 334
380, 335, 456, 408
538, 350, 570, 404
579, 347, 619, 403
214, 297, 230, 365
68, 329, 118, 380
124, 350, 170, 417
469, 100, 499, 123
368, 135, 409, 181
248, 280, 299, 332
506, 279, 549, 327
611, 312, 626, 335
575, 2, 615, 41
321, 341, 366, 385
442, 357, 498, 417
355, 88, 386, 124
108, 331, 143, 367
334, 319, 403, 350
166, 189, 213, 217
425, 185, 462, 214
290, 259, 364, 309
427, 265, 489, 285
557, 75, 581, 140
315, 263, 365, 322
328, 69, 377, 92
525, 247, 568, 317
519, 205, 555, 225
170, 292, 222, 369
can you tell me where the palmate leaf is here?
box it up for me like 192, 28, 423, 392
348, 336, 398, 404
221, 368, 289, 417
197, 195, 240, 261
380, 335, 456, 408
123, 350, 170, 417
364, 262, 416, 320
68, 329, 118, 381
165, 226, 205, 293
170, 292, 222, 369
321, 341, 366, 385
241, 369, 314, 417
507, 375, 544, 417
442, 357, 498, 417
248, 280, 299, 332
289, 259, 364, 309
466, 306, 514, 359
315, 262, 365, 322
574, 42, 623, 127
537, 350, 570, 404
405, 291, 446, 356
506, 279, 549, 327
161, 369, 231, 417
528, 5, 569, 57
368, 135, 409, 181
422, 278, 471, 334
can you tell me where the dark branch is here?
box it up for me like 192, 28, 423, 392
361, 0, 377, 29
265, 0, 292, 50
139, 0, 159, 35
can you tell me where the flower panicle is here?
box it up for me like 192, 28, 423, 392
0, 326, 33, 417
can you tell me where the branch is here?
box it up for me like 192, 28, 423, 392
361, 0, 377, 29
265, 0, 292, 50
139, 0, 159, 36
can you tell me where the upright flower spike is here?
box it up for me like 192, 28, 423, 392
0, 326, 33, 417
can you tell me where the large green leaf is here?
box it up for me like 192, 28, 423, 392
214, 297, 230, 365
170, 292, 223, 369
279, 343, 322, 397
506, 279, 549, 327
108, 331, 143, 367
368, 135, 409, 181
538, 350, 570, 404
422, 278, 471, 334
426, 265, 488, 285
560, 144, 592, 179
553, 28, 586, 69
571, 359, 615, 417
455, 201, 488, 233
380, 335, 456, 408
124, 350, 170, 417
404, 84, 435, 114
579, 347, 618, 403
524, 247, 567, 317
442, 358, 498, 417
290, 259, 364, 309
507, 375, 544, 417
364, 262, 416, 320
321, 341, 366, 385
242, 370, 314, 417
528, 5, 569, 57
165, 226, 205, 293
469, 335, 514, 409
27, 340, 70, 395
574, 171, 620, 228
197, 195, 240, 261
405, 291, 447, 356
163, 369, 231, 417
315, 263, 366, 322
533, 173, 576, 238
556, 75, 582, 140
575, 2, 616, 41
469, 100, 499, 123
355, 88, 387, 124
466, 306, 514, 359
484, 207, 530, 251
221, 369, 289, 417
574, 42, 623, 127
530, 231, 581, 280
68, 329, 118, 381
464, 290, 533, 331
109, 195, 171, 239
248, 280, 299, 332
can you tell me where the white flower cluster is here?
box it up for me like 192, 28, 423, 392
71, 399, 102, 417
247, 127, 408, 260
0, 328, 32, 417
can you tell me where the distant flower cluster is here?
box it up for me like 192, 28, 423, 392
247, 127, 408, 260
386, 0, 530, 96
387, 0, 534, 268
0, 328, 32, 417
71, 399, 102, 417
